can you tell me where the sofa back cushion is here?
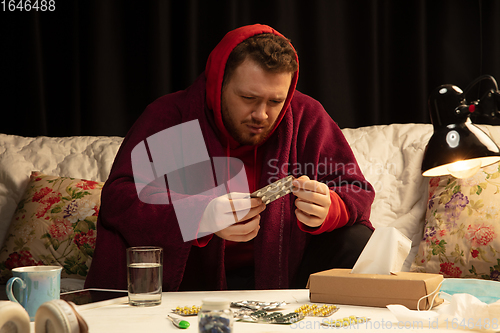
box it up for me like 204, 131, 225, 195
0, 172, 103, 283
341, 123, 433, 269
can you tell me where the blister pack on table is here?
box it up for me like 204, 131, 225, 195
235, 309, 304, 325
171, 305, 201, 316
230, 300, 286, 311
321, 316, 369, 327
294, 304, 339, 317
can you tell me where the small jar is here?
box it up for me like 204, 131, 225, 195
198, 297, 233, 333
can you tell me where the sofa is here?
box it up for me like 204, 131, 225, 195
1, 122, 499, 296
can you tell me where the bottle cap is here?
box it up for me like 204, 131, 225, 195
201, 297, 231, 311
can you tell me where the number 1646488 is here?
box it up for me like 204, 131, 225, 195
1, 0, 55, 12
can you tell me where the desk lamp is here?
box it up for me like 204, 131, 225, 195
421, 75, 500, 178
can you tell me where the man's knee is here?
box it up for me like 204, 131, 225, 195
292, 223, 373, 288
312, 223, 373, 269
335, 223, 373, 258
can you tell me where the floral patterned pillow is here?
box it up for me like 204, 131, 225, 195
411, 163, 500, 280
0, 171, 102, 283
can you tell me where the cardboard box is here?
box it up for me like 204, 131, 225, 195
307, 269, 443, 310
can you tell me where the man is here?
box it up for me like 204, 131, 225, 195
85, 24, 374, 291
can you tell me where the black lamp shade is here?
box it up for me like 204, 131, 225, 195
421, 120, 500, 177
421, 84, 500, 177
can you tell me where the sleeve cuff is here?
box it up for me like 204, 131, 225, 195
192, 234, 213, 247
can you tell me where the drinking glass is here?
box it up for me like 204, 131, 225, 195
126, 246, 163, 306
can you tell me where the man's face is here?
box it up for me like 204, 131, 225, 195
221, 58, 293, 146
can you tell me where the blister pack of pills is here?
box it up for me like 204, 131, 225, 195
230, 300, 286, 311
171, 305, 201, 316
294, 304, 339, 317
321, 316, 369, 327
250, 175, 295, 205
236, 309, 304, 325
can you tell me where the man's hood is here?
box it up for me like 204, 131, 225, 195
205, 24, 299, 149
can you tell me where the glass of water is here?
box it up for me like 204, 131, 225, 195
126, 246, 163, 306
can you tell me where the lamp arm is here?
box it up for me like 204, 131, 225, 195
475, 89, 500, 119
462, 75, 500, 120
463, 74, 498, 94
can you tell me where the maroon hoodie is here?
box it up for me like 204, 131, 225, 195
85, 24, 374, 291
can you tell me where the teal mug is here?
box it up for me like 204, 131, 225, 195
6, 265, 62, 321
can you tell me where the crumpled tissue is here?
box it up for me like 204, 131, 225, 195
388, 293, 500, 331
351, 226, 411, 275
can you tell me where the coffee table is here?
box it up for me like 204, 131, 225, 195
28, 289, 478, 332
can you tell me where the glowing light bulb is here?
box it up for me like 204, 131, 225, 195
447, 160, 482, 179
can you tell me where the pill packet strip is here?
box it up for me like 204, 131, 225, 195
321, 316, 370, 327
171, 305, 201, 316
294, 304, 339, 317
250, 175, 295, 205
230, 300, 286, 311
236, 309, 305, 325
173, 301, 286, 317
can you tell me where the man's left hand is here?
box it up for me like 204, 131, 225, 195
292, 175, 331, 228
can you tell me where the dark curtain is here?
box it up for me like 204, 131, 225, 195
1, 0, 499, 137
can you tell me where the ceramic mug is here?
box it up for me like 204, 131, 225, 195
6, 265, 62, 321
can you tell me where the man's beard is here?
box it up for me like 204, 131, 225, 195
221, 104, 273, 146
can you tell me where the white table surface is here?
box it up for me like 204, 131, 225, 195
28, 289, 491, 332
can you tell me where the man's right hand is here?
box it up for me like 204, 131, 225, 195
214, 213, 262, 242
198, 192, 265, 241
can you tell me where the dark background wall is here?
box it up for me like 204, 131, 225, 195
1, 0, 499, 137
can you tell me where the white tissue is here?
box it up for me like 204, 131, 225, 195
387, 304, 439, 323
351, 226, 411, 275
387, 294, 500, 330
438, 294, 500, 327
